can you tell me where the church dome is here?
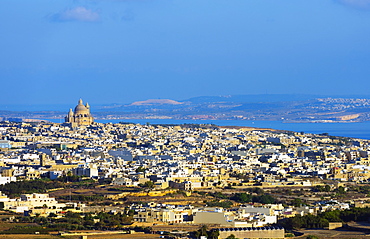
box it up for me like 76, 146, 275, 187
65, 99, 94, 127
74, 99, 90, 115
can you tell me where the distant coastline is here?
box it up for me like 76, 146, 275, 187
282, 120, 361, 123
41, 118, 370, 140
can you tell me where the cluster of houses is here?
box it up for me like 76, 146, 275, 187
0, 121, 369, 187
0, 120, 369, 234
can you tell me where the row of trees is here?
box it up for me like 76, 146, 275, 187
0, 179, 63, 196
189, 225, 219, 239
58, 194, 105, 202
279, 214, 329, 230
206, 200, 233, 208
279, 207, 370, 230
231, 193, 277, 204
0, 177, 101, 197
12, 210, 134, 232
204, 189, 277, 207
312, 185, 346, 194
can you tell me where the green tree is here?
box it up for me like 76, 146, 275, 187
199, 225, 208, 237
136, 166, 146, 173
226, 234, 238, 239
336, 186, 345, 194
208, 230, 219, 239
292, 198, 304, 207
253, 194, 276, 204
306, 236, 319, 239
231, 193, 252, 203
207, 200, 233, 208
322, 210, 341, 222
142, 181, 154, 189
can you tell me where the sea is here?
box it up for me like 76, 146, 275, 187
89, 119, 370, 140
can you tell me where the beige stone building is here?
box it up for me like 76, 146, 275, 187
1, 193, 66, 215
65, 99, 94, 127
134, 208, 185, 224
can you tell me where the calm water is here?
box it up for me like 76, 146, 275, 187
92, 119, 370, 140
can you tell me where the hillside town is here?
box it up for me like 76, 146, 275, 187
0, 101, 370, 238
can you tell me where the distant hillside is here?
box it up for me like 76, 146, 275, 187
185, 94, 321, 103
131, 99, 183, 106
91, 94, 370, 123
2, 94, 370, 123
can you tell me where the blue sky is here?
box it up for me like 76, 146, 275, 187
1, 0, 370, 105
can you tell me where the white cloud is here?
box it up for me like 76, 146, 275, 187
52, 7, 100, 22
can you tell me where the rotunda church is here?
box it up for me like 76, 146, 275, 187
65, 99, 94, 127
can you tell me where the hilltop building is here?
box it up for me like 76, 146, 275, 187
65, 99, 94, 127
